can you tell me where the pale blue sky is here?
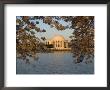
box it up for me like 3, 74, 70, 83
34, 19, 74, 41
16, 16, 74, 41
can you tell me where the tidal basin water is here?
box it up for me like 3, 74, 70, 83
16, 51, 94, 74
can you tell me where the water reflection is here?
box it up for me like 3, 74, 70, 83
16, 51, 94, 74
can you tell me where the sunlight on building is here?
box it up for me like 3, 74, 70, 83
45, 35, 71, 50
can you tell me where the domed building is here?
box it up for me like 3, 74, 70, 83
45, 35, 71, 50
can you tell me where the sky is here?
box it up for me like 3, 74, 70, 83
16, 16, 74, 41
34, 19, 74, 41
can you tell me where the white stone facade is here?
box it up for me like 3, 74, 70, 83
45, 35, 70, 50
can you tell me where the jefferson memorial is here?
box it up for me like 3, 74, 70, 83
45, 35, 71, 50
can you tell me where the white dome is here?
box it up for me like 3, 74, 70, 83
52, 35, 65, 41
